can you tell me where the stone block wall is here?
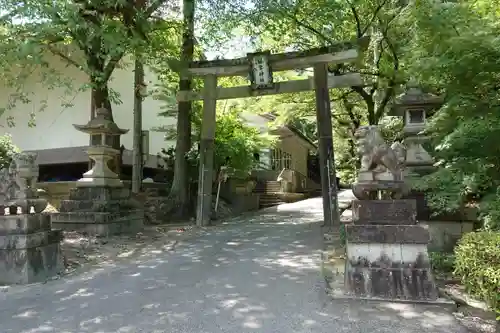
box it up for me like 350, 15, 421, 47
0, 152, 64, 285
53, 186, 144, 236
420, 220, 474, 252
0, 214, 64, 284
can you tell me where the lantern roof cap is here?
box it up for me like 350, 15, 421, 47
395, 80, 443, 106
390, 81, 443, 116
73, 107, 129, 135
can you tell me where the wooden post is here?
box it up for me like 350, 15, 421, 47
131, 59, 144, 194
313, 63, 341, 228
196, 74, 217, 226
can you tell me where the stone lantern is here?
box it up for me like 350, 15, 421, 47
390, 82, 443, 175
73, 107, 129, 187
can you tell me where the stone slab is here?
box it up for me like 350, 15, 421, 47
51, 209, 144, 224
67, 186, 130, 201
52, 219, 143, 236
0, 242, 64, 285
357, 171, 395, 182
420, 220, 474, 252
352, 199, 416, 225
345, 225, 430, 244
352, 181, 409, 200
59, 199, 139, 212
0, 230, 63, 250
0, 214, 51, 235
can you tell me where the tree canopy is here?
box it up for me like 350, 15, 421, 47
0, 0, 178, 120
405, 0, 500, 230
1, 0, 500, 230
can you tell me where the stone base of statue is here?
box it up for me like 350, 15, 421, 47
330, 125, 449, 304
341, 184, 445, 303
52, 186, 144, 236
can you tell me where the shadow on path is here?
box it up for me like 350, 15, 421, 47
0, 198, 468, 333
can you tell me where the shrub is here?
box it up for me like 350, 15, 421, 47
454, 231, 500, 317
429, 252, 455, 274
0, 134, 19, 169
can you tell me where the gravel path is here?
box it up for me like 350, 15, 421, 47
0, 196, 469, 333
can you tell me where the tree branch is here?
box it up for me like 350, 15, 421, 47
280, 10, 333, 44
348, 4, 363, 38
145, 0, 170, 18
361, 0, 388, 36
330, 90, 355, 103
348, 0, 388, 38
103, 51, 126, 83
46, 45, 83, 70
341, 94, 361, 130
374, 16, 399, 121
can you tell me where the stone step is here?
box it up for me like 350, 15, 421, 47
260, 202, 284, 208
59, 199, 140, 213
52, 209, 144, 224
259, 193, 284, 208
68, 187, 131, 201
52, 210, 144, 236
254, 181, 282, 193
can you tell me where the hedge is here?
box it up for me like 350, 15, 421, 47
454, 231, 500, 318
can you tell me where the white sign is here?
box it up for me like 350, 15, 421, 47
248, 52, 274, 90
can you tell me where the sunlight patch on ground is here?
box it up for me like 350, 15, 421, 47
13, 309, 38, 318
60, 288, 95, 301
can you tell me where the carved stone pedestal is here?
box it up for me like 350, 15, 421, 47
77, 146, 123, 188
0, 214, 64, 284
52, 187, 143, 236
344, 199, 441, 302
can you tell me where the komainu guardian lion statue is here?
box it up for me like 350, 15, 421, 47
354, 125, 406, 181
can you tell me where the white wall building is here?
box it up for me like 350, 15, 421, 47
0, 54, 175, 156
0, 53, 315, 176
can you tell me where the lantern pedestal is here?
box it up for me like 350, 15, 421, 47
53, 186, 144, 236
52, 107, 144, 236
77, 146, 123, 188
402, 136, 434, 176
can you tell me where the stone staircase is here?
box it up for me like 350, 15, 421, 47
253, 181, 285, 208
254, 180, 281, 193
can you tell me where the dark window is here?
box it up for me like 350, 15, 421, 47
408, 109, 425, 124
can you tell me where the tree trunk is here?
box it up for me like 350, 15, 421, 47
131, 0, 147, 194
168, 0, 195, 218
131, 59, 144, 193
91, 85, 113, 120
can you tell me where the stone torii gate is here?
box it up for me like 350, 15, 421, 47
177, 37, 369, 227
